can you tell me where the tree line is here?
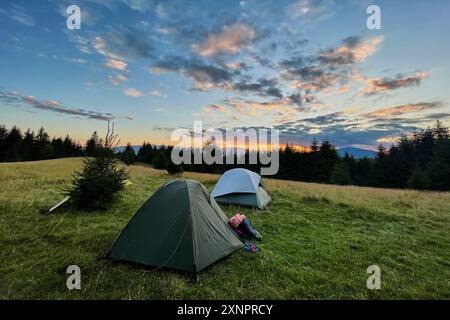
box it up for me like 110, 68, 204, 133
119, 121, 450, 191
2, 122, 449, 191
0, 125, 108, 162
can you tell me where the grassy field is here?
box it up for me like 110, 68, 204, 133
0, 158, 449, 299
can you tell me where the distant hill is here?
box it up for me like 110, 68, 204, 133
115, 145, 142, 154
116, 145, 377, 159
337, 147, 376, 159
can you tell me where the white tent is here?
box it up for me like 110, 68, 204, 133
211, 169, 271, 209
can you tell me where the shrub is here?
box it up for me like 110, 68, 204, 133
167, 161, 184, 175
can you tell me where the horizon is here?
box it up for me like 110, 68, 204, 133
1, 0, 449, 149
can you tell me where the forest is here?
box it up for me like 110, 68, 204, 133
1, 121, 449, 191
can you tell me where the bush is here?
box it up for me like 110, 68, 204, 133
67, 123, 128, 210
167, 161, 184, 175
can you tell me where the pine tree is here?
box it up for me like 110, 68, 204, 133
427, 140, 450, 190
5, 126, 22, 161
0, 125, 7, 162
153, 152, 168, 169
316, 139, 338, 182
433, 120, 449, 141
68, 122, 128, 210
311, 137, 319, 153
330, 162, 353, 185
21, 129, 35, 161
407, 166, 429, 190
35, 127, 54, 160
85, 131, 99, 156
121, 143, 136, 165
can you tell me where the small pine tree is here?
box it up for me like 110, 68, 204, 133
68, 122, 128, 210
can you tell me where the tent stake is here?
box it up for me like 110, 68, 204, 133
40, 196, 70, 215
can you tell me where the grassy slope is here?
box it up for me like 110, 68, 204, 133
0, 158, 449, 299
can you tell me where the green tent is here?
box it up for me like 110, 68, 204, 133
108, 179, 243, 273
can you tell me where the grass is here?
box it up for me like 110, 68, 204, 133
0, 158, 449, 299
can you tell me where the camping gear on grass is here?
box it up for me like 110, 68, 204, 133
211, 168, 271, 209
108, 179, 243, 274
229, 213, 262, 241
244, 241, 260, 253
229, 213, 246, 228
239, 218, 262, 241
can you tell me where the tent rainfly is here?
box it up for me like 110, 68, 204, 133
211, 168, 271, 209
108, 179, 243, 273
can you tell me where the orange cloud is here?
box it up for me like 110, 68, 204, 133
320, 36, 383, 65
106, 59, 127, 71
364, 102, 442, 118
360, 71, 429, 95
192, 23, 256, 57
124, 88, 144, 98
206, 104, 231, 115
108, 74, 128, 85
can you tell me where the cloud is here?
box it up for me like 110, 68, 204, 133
319, 36, 383, 66
299, 112, 346, 125
231, 78, 283, 99
108, 74, 128, 85
149, 90, 164, 97
93, 26, 153, 68
277, 35, 385, 102
0, 88, 115, 121
363, 102, 443, 118
360, 71, 429, 96
204, 104, 231, 115
223, 98, 295, 117
289, 0, 336, 24
121, 0, 153, 13
10, 4, 35, 26
93, 36, 121, 60
152, 56, 238, 90
65, 57, 87, 64
192, 23, 256, 57
105, 59, 128, 70
273, 120, 413, 148
124, 88, 145, 98
68, 35, 93, 55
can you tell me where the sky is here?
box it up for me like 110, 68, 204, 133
0, 0, 449, 150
